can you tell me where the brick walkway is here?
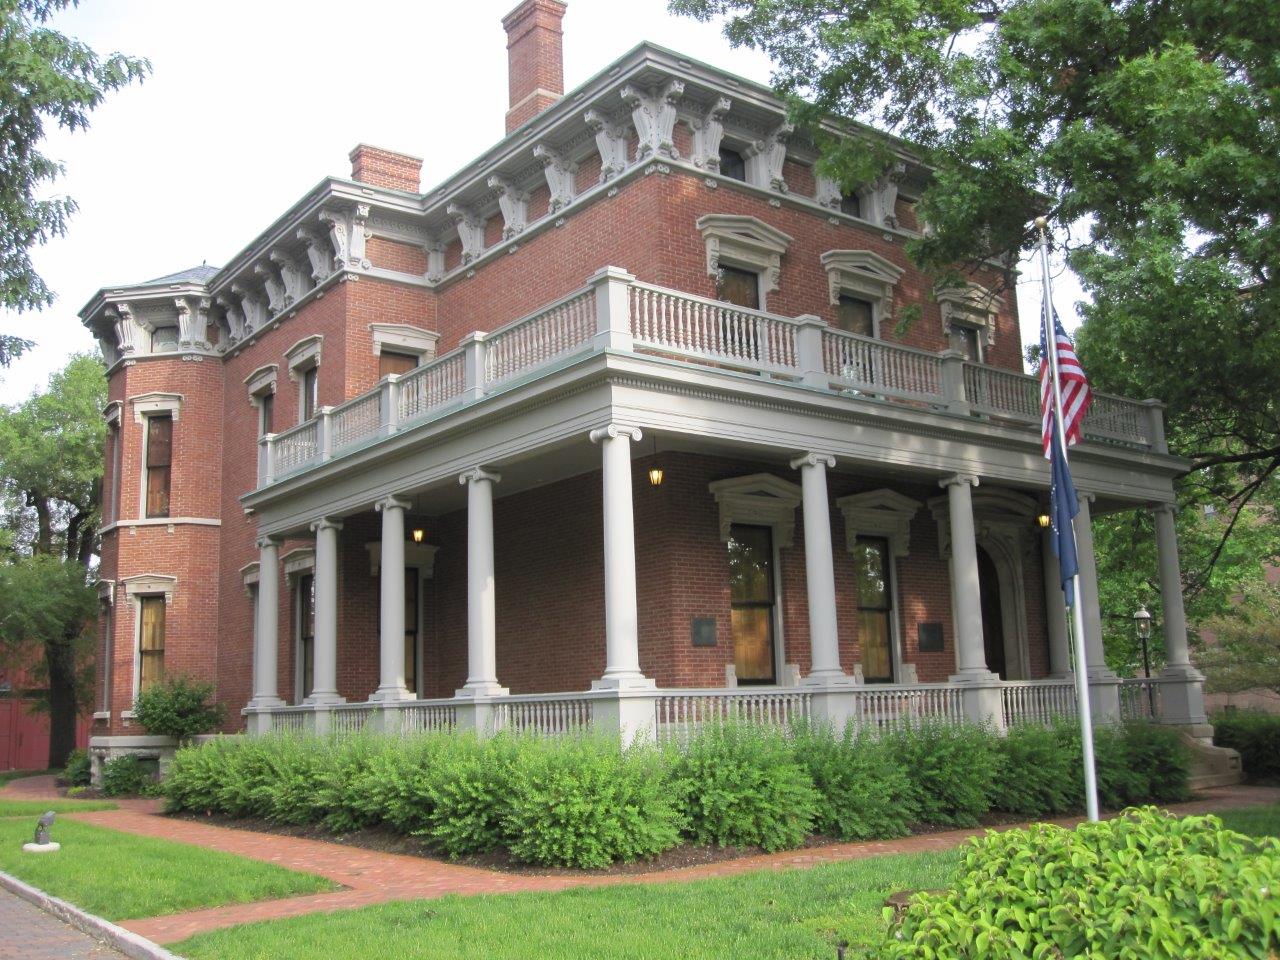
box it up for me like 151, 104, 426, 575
5, 774, 1279, 945
0, 888, 128, 960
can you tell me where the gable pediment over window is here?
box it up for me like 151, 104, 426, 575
708, 473, 802, 547
836, 489, 922, 558
936, 282, 1004, 350
821, 250, 905, 337
697, 215, 793, 294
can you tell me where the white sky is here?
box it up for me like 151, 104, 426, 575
0, 0, 1084, 404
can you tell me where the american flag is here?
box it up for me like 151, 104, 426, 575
1039, 307, 1092, 458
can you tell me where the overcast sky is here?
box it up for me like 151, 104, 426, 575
0, 0, 1083, 404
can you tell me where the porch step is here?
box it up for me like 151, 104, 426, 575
1183, 733, 1243, 791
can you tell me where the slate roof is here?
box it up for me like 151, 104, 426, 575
143, 264, 221, 285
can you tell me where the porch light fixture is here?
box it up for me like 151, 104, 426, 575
1036, 512, 1051, 528
648, 435, 664, 487
411, 527, 425, 544
1133, 603, 1155, 714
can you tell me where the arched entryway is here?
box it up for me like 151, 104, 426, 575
977, 545, 1007, 679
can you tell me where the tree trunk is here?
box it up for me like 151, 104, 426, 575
45, 631, 79, 770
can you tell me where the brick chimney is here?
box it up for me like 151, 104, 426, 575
502, 0, 567, 134
348, 144, 424, 193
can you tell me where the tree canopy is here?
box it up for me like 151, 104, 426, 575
1, 0, 148, 321
671, 0, 1279, 553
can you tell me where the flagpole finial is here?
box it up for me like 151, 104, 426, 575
1034, 216, 1049, 231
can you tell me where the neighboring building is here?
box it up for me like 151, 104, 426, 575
0, 662, 91, 771
79, 1, 1210, 752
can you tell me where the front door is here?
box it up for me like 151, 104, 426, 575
854, 536, 895, 682
977, 547, 1007, 679
728, 524, 777, 684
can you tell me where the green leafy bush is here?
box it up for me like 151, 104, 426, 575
101, 754, 158, 797
1212, 709, 1280, 783
793, 725, 915, 840
891, 723, 997, 827
669, 723, 819, 851
134, 676, 225, 740
1055, 721, 1189, 810
63, 748, 92, 787
875, 808, 1280, 959
418, 734, 520, 857
503, 736, 682, 867
988, 723, 1074, 817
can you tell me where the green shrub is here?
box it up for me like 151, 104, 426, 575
669, 723, 819, 851
63, 749, 92, 788
1212, 709, 1280, 783
419, 735, 520, 857
101, 754, 158, 797
503, 736, 681, 867
875, 807, 1280, 959
794, 725, 915, 840
891, 723, 997, 827
66, 785, 89, 798
134, 676, 225, 740
988, 723, 1074, 817
1054, 721, 1189, 810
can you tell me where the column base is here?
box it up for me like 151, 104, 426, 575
948, 673, 1004, 730
801, 670, 858, 687
454, 682, 510, 698
303, 692, 346, 706
1085, 670, 1122, 724
369, 686, 417, 703
245, 695, 286, 710
591, 674, 656, 691
1156, 664, 1208, 729
948, 669, 1002, 685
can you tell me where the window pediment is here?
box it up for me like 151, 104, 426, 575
370, 324, 439, 360
836, 489, 921, 558
285, 335, 323, 378
121, 574, 177, 598
365, 541, 439, 577
244, 364, 278, 399
282, 548, 315, 577
697, 214, 793, 293
130, 392, 182, 424
708, 473, 802, 547
821, 250, 904, 305
936, 282, 1004, 345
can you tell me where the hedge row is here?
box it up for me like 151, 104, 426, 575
1212, 709, 1280, 783
165, 721, 1188, 868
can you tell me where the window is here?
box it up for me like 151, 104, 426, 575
297, 573, 315, 700
380, 350, 420, 378
854, 537, 894, 682
952, 324, 982, 362
259, 391, 275, 437
301, 366, 318, 422
150, 325, 178, 353
404, 568, 419, 694
728, 524, 777, 684
718, 147, 746, 182
138, 596, 165, 692
836, 294, 875, 338
144, 414, 172, 519
717, 265, 761, 310
840, 192, 862, 218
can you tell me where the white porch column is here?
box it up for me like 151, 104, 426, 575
791, 452, 851, 685
590, 424, 652, 690
942, 474, 1003, 728
246, 536, 284, 732
1152, 502, 1209, 731
1073, 494, 1121, 721
306, 517, 344, 704
371, 496, 415, 702
457, 467, 508, 697
1041, 528, 1072, 677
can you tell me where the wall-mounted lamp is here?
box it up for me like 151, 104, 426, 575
648, 435, 664, 487
411, 527, 425, 544
1036, 513, 1051, 529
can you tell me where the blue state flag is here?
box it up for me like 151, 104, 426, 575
1048, 418, 1080, 605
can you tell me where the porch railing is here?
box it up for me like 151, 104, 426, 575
654, 688, 812, 743
1000, 680, 1079, 727
848, 683, 965, 734
1119, 677, 1166, 721
493, 693, 596, 735
257, 272, 1164, 487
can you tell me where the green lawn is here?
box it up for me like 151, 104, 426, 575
174, 802, 1280, 960
0, 799, 117, 817
0, 819, 336, 921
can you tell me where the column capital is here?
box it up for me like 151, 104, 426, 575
458, 466, 501, 486
589, 423, 641, 444
374, 495, 412, 513
790, 451, 836, 470
939, 472, 979, 490
256, 534, 283, 550
1152, 500, 1177, 517
309, 516, 344, 533
1076, 490, 1097, 507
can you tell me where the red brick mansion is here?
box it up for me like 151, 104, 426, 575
81, 0, 1209, 754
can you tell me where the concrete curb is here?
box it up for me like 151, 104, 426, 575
0, 869, 185, 960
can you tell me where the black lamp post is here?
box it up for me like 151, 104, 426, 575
1133, 603, 1154, 715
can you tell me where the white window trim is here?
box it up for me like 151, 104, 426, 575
285, 335, 322, 425
130, 392, 181, 425
708, 473, 802, 547
936, 282, 1004, 360
245, 364, 278, 437
697, 214, 793, 309
97, 580, 115, 715
821, 250, 905, 339
837, 489, 922, 684
370, 324, 439, 362
104, 402, 123, 525
282, 548, 315, 578
132, 397, 180, 521
122, 575, 175, 703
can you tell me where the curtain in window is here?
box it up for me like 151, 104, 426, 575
139, 596, 165, 691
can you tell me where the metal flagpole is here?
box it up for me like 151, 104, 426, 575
1035, 217, 1100, 822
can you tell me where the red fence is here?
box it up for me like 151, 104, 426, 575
0, 699, 91, 771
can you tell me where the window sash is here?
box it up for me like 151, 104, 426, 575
717, 265, 760, 310
837, 295, 876, 338
298, 573, 315, 699
380, 351, 419, 378
302, 367, 318, 421
259, 392, 274, 436
138, 596, 165, 691
728, 524, 777, 685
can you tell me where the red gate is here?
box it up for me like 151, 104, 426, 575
0, 699, 90, 771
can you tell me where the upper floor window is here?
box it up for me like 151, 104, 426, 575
150, 325, 178, 353
840, 192, 862, 218
952, 324, 983, 362
717, 265, 761, 310
284, 335, 323, 424
301, 366, 318, 422
836, 294, 875, 338
259, 391, 275, 436
379, 350, 419, 378
144, 414, 172, 519
719, 147, 746, 182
